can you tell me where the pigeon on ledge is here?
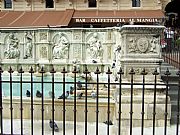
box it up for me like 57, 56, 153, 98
36, 90, 42, 98
26, 90, 30, 97
58, 91, 69, 99
49, 119, 59, 132
77, 92, 83, 99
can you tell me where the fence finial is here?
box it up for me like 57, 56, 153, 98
94, 67, 101, 74
83, 64, 90, 74
129, 68, 135, 75
117, 67, 124, 75
164, 68, 171, 76
61, 67, 67, 74
18, 66, 24, 73
29, 66, 34, 73
106, 67, 112, 74
152, 68, 159, 75
50, 66, 56, 73
141, 68, 147, 75
39, 66, 45, 73
8, 66, 14, 73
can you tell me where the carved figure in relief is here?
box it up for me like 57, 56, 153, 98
24, 32, 33, 59
128, 38, 136, 52
4, 33, 20, 59
53, 33, 69, 59
113, 34, 122, 63
87, 33, 103, 60
150, 36, 158, 52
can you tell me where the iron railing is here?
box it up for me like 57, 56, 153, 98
0, 66, 180, 135
162, 27, 180, 69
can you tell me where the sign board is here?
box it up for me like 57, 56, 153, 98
73, 18, 162, 23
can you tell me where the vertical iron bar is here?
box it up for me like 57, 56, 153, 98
72, 66, 78, 135
129, 68, 135, 135
8, 67, 14, 135
50, 67, 56, 135
106, 68, 112, 135
39, 67, 45, 135
164, 69, 170, 135
29, 67, 34, 135
0, 67, 3, 135
18, 67, 24, 135
176, 70, 180, 135
152, 69, 159, 135
83, 65, 90, 135
141, 68, 147, 135
117, 68, 124, 135
62, 67, 67, 135
94, 67, 101, 135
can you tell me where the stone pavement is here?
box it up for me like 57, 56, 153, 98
1, 119, 180, 135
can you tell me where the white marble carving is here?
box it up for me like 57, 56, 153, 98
4, 33, 20, 59
24, 32, 33, 59
128, 37, 137, 53
87, 32, 103, 62
150, 36, 159, 53
52, 33, 69, 59
137, 37, 149, 53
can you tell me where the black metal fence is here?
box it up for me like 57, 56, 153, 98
162, 27, 180, 69
0, 66, 180, 135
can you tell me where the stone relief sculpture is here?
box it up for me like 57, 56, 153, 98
52, 33, 69, 59
87, 32, 103, 62
24, 32, 33, 59
128, 36, 158, 53
137, 38, 149, 53
113, 33, 122, 63
4, 33, 20, 59
128, 37, 137, 53
150, 36, 158, 53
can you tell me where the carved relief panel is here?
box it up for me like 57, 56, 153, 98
127, 35, 159, 54
4, 33, 20, 59
52, 32, 70, 60
86, 32, 103, 62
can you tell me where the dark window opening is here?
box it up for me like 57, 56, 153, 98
132, 0, 140, 7
4, 0, 12, 9
88, 0, 97, 8
46, 0, 54, 8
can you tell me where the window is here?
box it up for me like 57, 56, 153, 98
88, 0, 97, 8
132, 0, 141, 7
4, 0, 12, 9
46, 0, 54, 8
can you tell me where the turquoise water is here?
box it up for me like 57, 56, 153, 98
1, 75, 84, 98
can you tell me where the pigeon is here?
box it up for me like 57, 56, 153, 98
112, 62, 116, 68
77, 81, 82, 90
58, 91, 69, 99
114, 76, 118, 82
92, 60, 97, 63
91, 91, 97, 99
36, 90, 42, 98
49, 91, 55, 98
103, 120, 113, 125
26, 90, 30, 97
69, 86, 74, 95
77, 92, 83, 99
49, 119, 59, 132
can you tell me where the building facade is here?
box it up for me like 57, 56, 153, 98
0, 0, 170, 72
0, 0, 170, 28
